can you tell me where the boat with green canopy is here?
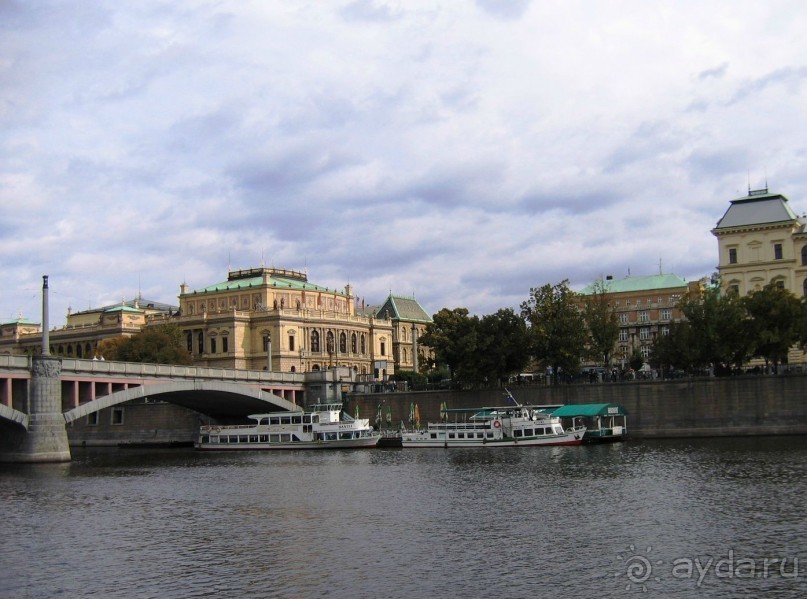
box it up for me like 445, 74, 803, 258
550, 403, 628, 443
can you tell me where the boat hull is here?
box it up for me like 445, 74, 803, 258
196, 436, 381, 450
401, 431, 585, 448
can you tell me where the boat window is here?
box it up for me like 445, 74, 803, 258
524, 429, 533, 436
486, 432, 494, 438
430, 433, 437, 439
448, 433, 456, 439
457, 433, 465, 439
514, 430, 523, 437
281, 417, 291, 425
340, 432, 353, 439
239, 435, 248, 443
249, 435, 259, 443
201, 435, 210, 444
281, 434, 291, 442
292, 416, 302, 424
554, 426, 564, 435
259, 435, 268, 442
312, 415, 319, 423
270, 434, 280, 442
270, 417, 280, 425
303, 415, 311, 424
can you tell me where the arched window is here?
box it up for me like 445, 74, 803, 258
311, 330, 320, 352
351, 333, 357, 354
76, 344, 83, 358
339, 332, 347, 353
326, 331, 335, 354
803, 278, 807, 297
802, 246, 807, 265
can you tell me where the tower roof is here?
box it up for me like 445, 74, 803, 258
374, 294, 432, 323
714, 190, 800, 230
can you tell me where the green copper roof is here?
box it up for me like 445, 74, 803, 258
1, 317, 39, 326
579, 273, 687, 295
104, 305, 144, 314
193, 271, 336, 295
375, 294, 432, 323
552, 403, 628, 417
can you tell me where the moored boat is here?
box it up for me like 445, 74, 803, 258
196, 403, 381, 450
401, 391, 586, 448
550, 403, 628, 443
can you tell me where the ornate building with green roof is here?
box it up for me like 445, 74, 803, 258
371, 294, 433, 373
170, 267, 396, 377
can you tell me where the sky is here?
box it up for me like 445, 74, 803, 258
3, 0, 807, 326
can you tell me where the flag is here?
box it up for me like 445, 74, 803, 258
355, 403, 360, 419
386, 405, 392, 424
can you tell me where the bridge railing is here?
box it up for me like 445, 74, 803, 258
59, 358, 307, 384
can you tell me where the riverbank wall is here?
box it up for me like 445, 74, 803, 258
351, 374, 807, 439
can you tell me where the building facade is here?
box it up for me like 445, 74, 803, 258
163, 267, 396, 378
579, 273, 702, 367
0, 298, 176, 359
0, 268, 409, 380
712, 188, 807, 297
372, 294, 433, 373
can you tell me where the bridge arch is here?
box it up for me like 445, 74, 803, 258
64, 380, 298, 424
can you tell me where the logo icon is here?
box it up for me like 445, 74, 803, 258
616, 545, 663, 592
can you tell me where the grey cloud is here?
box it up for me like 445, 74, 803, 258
339, 0, 402, 23
698, 62, 728, 80
475, 0, 532, 20
728, 65, 807, 105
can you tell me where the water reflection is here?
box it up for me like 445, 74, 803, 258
1, 438, 806, 598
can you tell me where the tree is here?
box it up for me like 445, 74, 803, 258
420, 308, 479, 385
678, 286, 753, 374
520, 280, 587, 385
650, 322, 697, 373
583, 279, 620, 368
475, 308, 530, 386
743, 283, 803, 370
102, 323, 193, 365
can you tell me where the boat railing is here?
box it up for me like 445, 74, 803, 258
200, 423, 254, 432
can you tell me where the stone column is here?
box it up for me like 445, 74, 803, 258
1, 356, 71, 462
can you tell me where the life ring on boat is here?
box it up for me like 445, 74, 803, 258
493, 420, 501, 429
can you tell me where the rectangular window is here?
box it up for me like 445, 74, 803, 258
729, 248, 738, 264
774, 243, 783, 260
289, 335, 295, 351
210, 338, 217, 354
639, 327, 650, 340
111, 407, 124, 425
660, 309, 671, 321
619, 313, 628, 324
619, 330, 628, 342
638, 311, 649, 322
380, 341, 386, 356
87, 411, 98, 426
222, 337, 229, 353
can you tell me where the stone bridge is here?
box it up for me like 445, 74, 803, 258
0, 355, 350, 462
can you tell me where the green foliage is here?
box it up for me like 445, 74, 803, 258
650, 322, 697, 372
677, 286, 754, 372
101, 323, 193, 365
421, 307, 529, 388
420, 308, 478, 384
742, 283, 802, 367
520, 280, 587, 384
583, 279, 620, 367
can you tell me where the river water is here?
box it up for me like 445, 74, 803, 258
1, 437, 806, 598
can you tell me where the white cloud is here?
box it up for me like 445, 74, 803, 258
2, 0, 807, 325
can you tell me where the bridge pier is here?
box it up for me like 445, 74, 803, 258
0, 356, 71, 463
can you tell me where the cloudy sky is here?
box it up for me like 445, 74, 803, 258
3, 1, 807, 326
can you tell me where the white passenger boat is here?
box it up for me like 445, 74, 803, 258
401, 391, 586, 448
196, 403, 381, 450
